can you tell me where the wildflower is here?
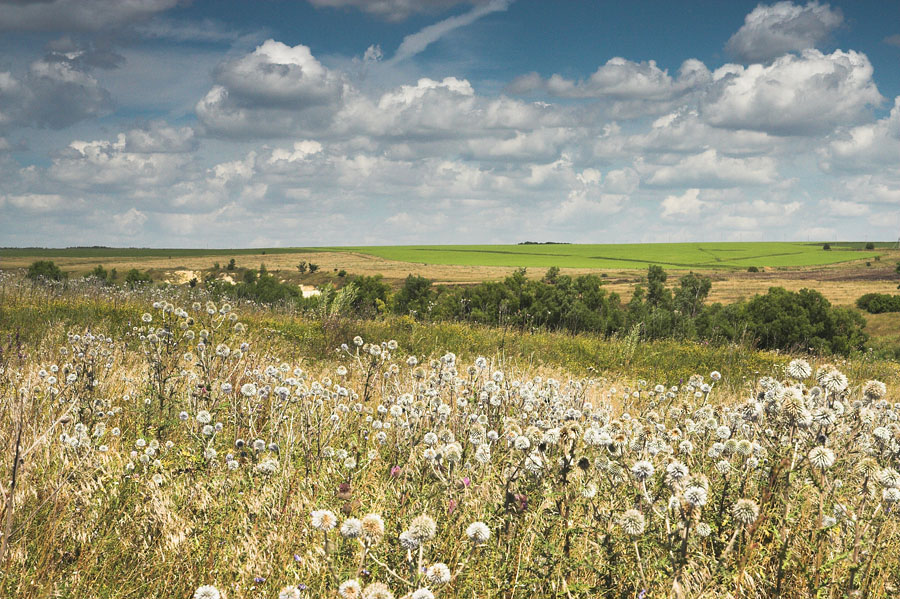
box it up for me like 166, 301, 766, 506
466, 521, 490, 544
241, 383, 257, 397
362, 582, 394, 599
877, 468, 900, 489
883, 488, 900, 504
256, 457, 279, 475
665, 461, 689, 484
696, 522, 712, 537
684, 485, 708, 507
787, 359, 812, 380
341, 518, 363, 539
339, 579, 362, 599
513, 435, 530, 451
311, 509, 337, 531
194, 586, 221, 599
408, 514, 437, 543
361, 513, 385, 544
808, 446, 835, 470
619, 509, 646, 536
279, 586, 301, 599
631, 460, 654, 482
425, 563, 451, 585
863, 380, 887, 401
731, 499, 759, 526
411, 590, 434, 599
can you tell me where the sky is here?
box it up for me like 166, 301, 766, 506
0, 0, 899, 248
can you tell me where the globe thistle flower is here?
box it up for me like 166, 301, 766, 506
822, 370, 848, 394
361, 513, 385, 544
695, 522, 712, 537
311, 509, 338, 532
339, 579, 362, 599
399, 530, 420, 550
863, 380, 887, 401
787, 359, 812, 380
241, 383, 257, 397
408, 514, 437, 543
877, 467, 900, 489
883, 488, 900, 504
425, 562, 451, 585
665, 461, 689, 485
513, 435, 531, 451
361, 582, 394, 599
255, 458, 279, 475
731, 499, 759, 526
279, 586, 301, 599
411, 589, 434, 599
684, 485, 708, 507
619, 509, 646, 536
630, 460, 654, 482
466, 521, 490, 544
194, 585, 221, 599
341, 518, 363, 539
808, 446, 835, 470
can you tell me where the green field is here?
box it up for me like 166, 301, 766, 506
1, 241, 889, 270
328, 241, 884, 269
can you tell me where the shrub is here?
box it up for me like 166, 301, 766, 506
26, 260, 65, 282
856, 293, 900, 314
865, 242, 875, 250
823, 243, 831, 250
747, 266, 759, 273
124, 268, 152, 287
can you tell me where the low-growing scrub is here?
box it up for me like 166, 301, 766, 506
1, 277, 900, 598
857, 293, 900, 314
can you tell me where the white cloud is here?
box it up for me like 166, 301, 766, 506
726, 1, 843, 63
645, 149, 777, 187
701, 49, 883, 136
543, 58, 709, 100
661, 188, 705, 218
307, 0, 492, 21
388, 0, 512, 64
819, 198, 869, 217
819, 96, 900, 171
196, 40, 344, 138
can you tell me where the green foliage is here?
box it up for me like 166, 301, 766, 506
865, 242, 875, 250
856, 293, 900, 314
393, 274, 434, 317
308, 263, 320, 273
297, 261, 308, 273
337, 269, 347, 277
124, 268, 152, 288
747, 266, 759, 273
349, 274, 390, 317
26, 260, 65, 282
823, 243, 831, 250
84, 264, 111, 284
227, 258, 236, 271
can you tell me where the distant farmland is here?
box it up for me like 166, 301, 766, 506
326, 242, 885, 270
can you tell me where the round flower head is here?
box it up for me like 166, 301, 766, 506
399, 530, 420, 550
787, 359, 812, 380
619, 509, 646, 536
883, 488, 900, 504
695, 522, 712, 537
877, 467, 900, 489
279, 586, 301, 599
630, 460, 654, 482
362, 582, 394, 599
361, 513, 385, 544
425, 562, 452, 585
311, 509, 337, 531
808, 446, 835, 470
466, 521, 490, 544
408, 514, 437, 543
341, 518, 363, 539
338, 579, 362, 599
684, 485, 708, 507
731, 499, 759, 526
411, 589, 435, 599
194, 585, 221, 599
863, 380, 887, 401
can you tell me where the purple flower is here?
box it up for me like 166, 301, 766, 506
294, 554, 302, 562
390, 466, 401, 477
461, 476, 471, 488
298, 583, 308, 591
448, 498, 458, 514
254, 576, 265, 583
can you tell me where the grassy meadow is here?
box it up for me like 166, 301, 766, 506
2, 273, 900, 598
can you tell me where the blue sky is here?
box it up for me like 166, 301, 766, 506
1, 0, 898, 247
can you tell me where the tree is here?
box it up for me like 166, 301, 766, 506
543, 266, 560, 284
823, 243, 831, 250
297, 261, 308, 274
26, 260, 65, 282
646, 265, 672, 309
308, 263, 320, 273
226, 258, 236, 271
673, 272, 711, 318
393, 275, 434, 317
865, 242, 875, 250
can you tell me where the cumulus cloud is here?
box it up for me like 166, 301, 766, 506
819, 96, 900, 172
196, 40, 345, 138
0, 0, 179, 32
307, 0, 492, 21
0, 57, 111, 129
726, 1, 843, 63
645, 149, 777, 188
701, 49, 883, 135
661, 188, 705, 218
511, 58, 710, 101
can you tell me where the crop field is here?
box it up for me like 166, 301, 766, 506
2, 276, 900, 598
328, 242, 887, 270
